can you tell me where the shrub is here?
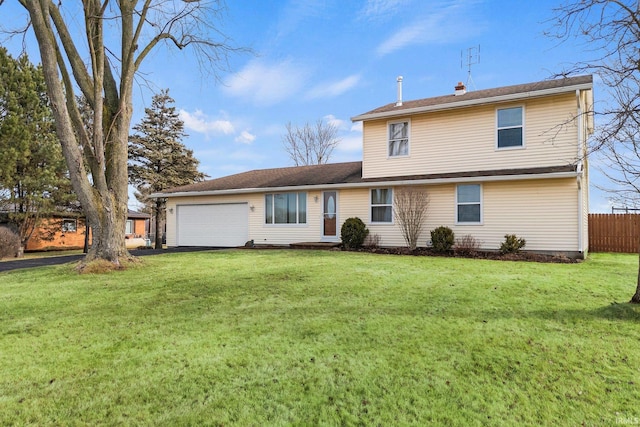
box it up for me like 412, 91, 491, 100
454, 234, 481, 256
0, 227, 21, 259
500, 234, 526, 254
430, 226, 455, 253
364, 233, 381, 248
341, 217, 369, 250
393, 187, 429, 250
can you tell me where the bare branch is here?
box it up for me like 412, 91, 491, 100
393, 187, 429, 250
282, 119, 341, 166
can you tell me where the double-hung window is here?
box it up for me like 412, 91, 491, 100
497, 106, 524, 149
371, 188, 393, 223
456, 184, 482, 224
125, 220, 134, 235
388, 121, 409, 156
265, 192, 307, 224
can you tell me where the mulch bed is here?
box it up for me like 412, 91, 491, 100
344, 246, 580, 263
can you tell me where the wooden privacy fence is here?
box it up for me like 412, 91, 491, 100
589, 214, 639, 253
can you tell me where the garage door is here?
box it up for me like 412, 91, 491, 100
176, 203, 248, 247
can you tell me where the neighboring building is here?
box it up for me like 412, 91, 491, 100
25, 214, 87, 251
0, 210, 151, 251
158, 75, 594, 258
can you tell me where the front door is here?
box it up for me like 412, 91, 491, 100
322, 191, 337, 239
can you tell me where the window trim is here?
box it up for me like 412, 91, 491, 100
264, 192, 308, 226
455, 184, 483, 225
370, 188, 394, 224
387, 119, 410, 158
62, 218, 77, 233
496, 106, 525, 150
125, 219, 134, 235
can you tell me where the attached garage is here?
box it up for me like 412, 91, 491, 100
176, 203, 248, 247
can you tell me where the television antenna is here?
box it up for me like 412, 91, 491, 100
461, 45, 480, 90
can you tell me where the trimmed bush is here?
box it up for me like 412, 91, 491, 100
500, 234, 526, 254
341, 217, 369, 250
0, 227, 21, 259
431, 226, 455, 253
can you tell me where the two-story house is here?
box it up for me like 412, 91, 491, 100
158, 75, 594, 258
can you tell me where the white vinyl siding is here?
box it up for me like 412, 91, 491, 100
362, 93, 579, 180
165, 177, 581, 253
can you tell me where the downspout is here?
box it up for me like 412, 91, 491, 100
576, 89, 584, 255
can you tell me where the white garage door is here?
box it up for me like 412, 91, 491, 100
176, 203, 248, 247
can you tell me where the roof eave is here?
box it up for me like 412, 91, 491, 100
156, 170, 579, 198
351, 82, 593, 122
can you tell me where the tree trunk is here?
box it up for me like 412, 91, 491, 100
154, 199, 164, 249
84, 194, 129, 263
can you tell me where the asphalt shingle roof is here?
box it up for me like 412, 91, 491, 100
161, 162, 576, 195
353, 75, 593, 119
163, 161, 364, 194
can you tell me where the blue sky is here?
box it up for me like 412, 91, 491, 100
1, 0, 614, 211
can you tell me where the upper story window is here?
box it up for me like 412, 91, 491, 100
388, 120, 409, 157
497, 106, 524, 149
371, 188, 393, 223
265, 192, 307, 225
456, 184, 482, 224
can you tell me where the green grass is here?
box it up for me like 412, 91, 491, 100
1, 250, 639, 426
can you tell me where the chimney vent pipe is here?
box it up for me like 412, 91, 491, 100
396, 76, 403, 106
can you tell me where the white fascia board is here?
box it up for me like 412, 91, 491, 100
351, 83, 593, 122
157, 171, 578, 198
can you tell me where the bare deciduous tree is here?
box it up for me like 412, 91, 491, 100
393, 186, 429, 251
548, 0, 640, 302
3, 1, 240, 267
283, 119, 340, 166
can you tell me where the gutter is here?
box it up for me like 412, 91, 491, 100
351, 83, 593, 122
152, 170, 579, 199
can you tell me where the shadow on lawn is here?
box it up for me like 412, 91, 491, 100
585, 302, 640, 322
478, 302, 640, 323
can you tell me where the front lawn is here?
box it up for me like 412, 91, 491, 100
1, 250, 639, 425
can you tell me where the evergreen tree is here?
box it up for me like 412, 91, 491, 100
0, 47, 75, 252
129, 89, 206, 249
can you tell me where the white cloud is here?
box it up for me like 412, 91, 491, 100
376, 1, 483, 56
179, 109, 234, 135
350, 121, 363, 133
223, 59, 310, 106
235, 130, 256, 144
360, 0, 412, 21
276, 0, 328, 39
306, 74, 361, 99
323, 114, 348, 131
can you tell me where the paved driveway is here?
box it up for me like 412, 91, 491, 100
0, 247, 223, 273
